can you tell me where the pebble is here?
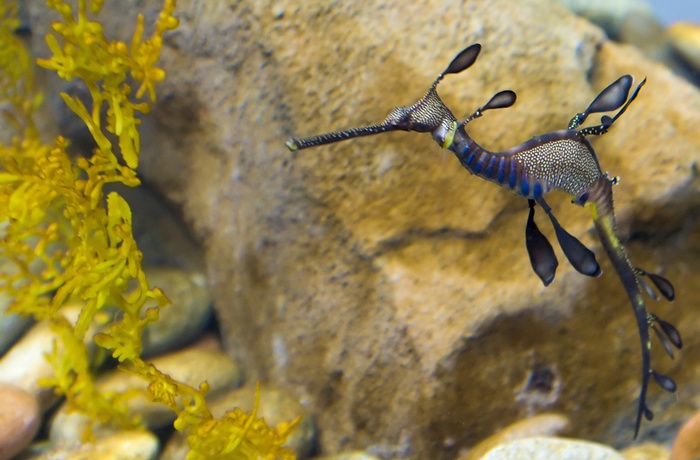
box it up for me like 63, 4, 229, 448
478, 437, 626, 460
670, 409, 700, 460
556, 0, 667, 60
17, 431, 158, 460
49, 336, 243, 443
0, 305, 96, 410
556, 0, 656, 36
313, 453, 381, 460
0, 256, 39, 357
668, 23, 700, 71
161, 384, 315, 460
140, 266, 212, 358
0, 384, 40, 460
621, 442, 670, 460
0, 289, 32, 357
115, 184, 206, 272
458, 413, 570, 460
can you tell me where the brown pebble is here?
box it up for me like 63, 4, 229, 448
671, 410, 700, 460
458, 413, 570, 460
0, 383, 40, 460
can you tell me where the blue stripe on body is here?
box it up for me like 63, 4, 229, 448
473, 155, 485, 174
484, 156, 498, 178
533, 182, 543, 198
521, 180, 530, 196
496, 157, 506, 183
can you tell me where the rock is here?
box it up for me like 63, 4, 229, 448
479, 437, 625, 460
0, 289, 32, 357
668, 23, 700, 70
26, 0, 700, 457
556, 0, 666, 54
49, 336, 243, 442
0, 321, 73, 410
616, 9, 667, 60
110, 184, 206, 273
161, 384, 314, 460
670, 410, 700, 460
0, 305, 96, 410
313, 453, 381, 460
556, 0, 690, 77
140, 266, 212, 358
0, 248, 39, 357
555, 0, 653, 36
0, 384, 40, 460
621, 442, 670, 460
458, 414, 570, 460
18, 431, 159, 460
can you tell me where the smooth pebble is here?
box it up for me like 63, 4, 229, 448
668, 23, 700, 71
0, 305, 98, 410
0, 242, 43, 356
161, 384, 314, 460
313, 453, 381, 460
140, 267, 212, 358
671, 410, 700, 460
0, 289, 32, 357
18, 431, 158, 460
458, 413, 570, 460
621, 442, 671, 460
50, 335, 242, 443
0, 384, 40, 460
478, 437, 626, 460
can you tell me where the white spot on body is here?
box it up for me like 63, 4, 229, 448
514, 139, 601, 196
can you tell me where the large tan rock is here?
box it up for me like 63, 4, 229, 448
26, 0, 700, 458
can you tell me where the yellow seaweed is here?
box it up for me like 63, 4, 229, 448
0, 1, 298, 458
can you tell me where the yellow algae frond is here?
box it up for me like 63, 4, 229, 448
0, 1, 299, 458
37, 0, 179, 168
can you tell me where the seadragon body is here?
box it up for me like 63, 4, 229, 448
286, 43, 681, 437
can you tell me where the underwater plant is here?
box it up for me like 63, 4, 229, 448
0, 0, 298, 458
287, 43, 681, 438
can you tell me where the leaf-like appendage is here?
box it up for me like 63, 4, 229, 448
525, 205, 558, 286
551, 220, 600, 277
656, 317, 683, 349
443, 44, 481, 76
584, 75, 633, 115
482, 90, 517, 111
646, 272, 675, 301
651, 370, 677, 393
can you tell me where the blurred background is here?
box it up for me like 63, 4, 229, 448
650, 0, 700, 24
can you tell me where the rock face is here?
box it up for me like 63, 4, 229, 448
26, 0, 700, 458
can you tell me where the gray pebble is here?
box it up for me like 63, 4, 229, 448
49, 336, 242, 442
141, 267, 213, 358
162, 383, 314, 459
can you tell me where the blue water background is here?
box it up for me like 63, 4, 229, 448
649, 0, 700, 25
